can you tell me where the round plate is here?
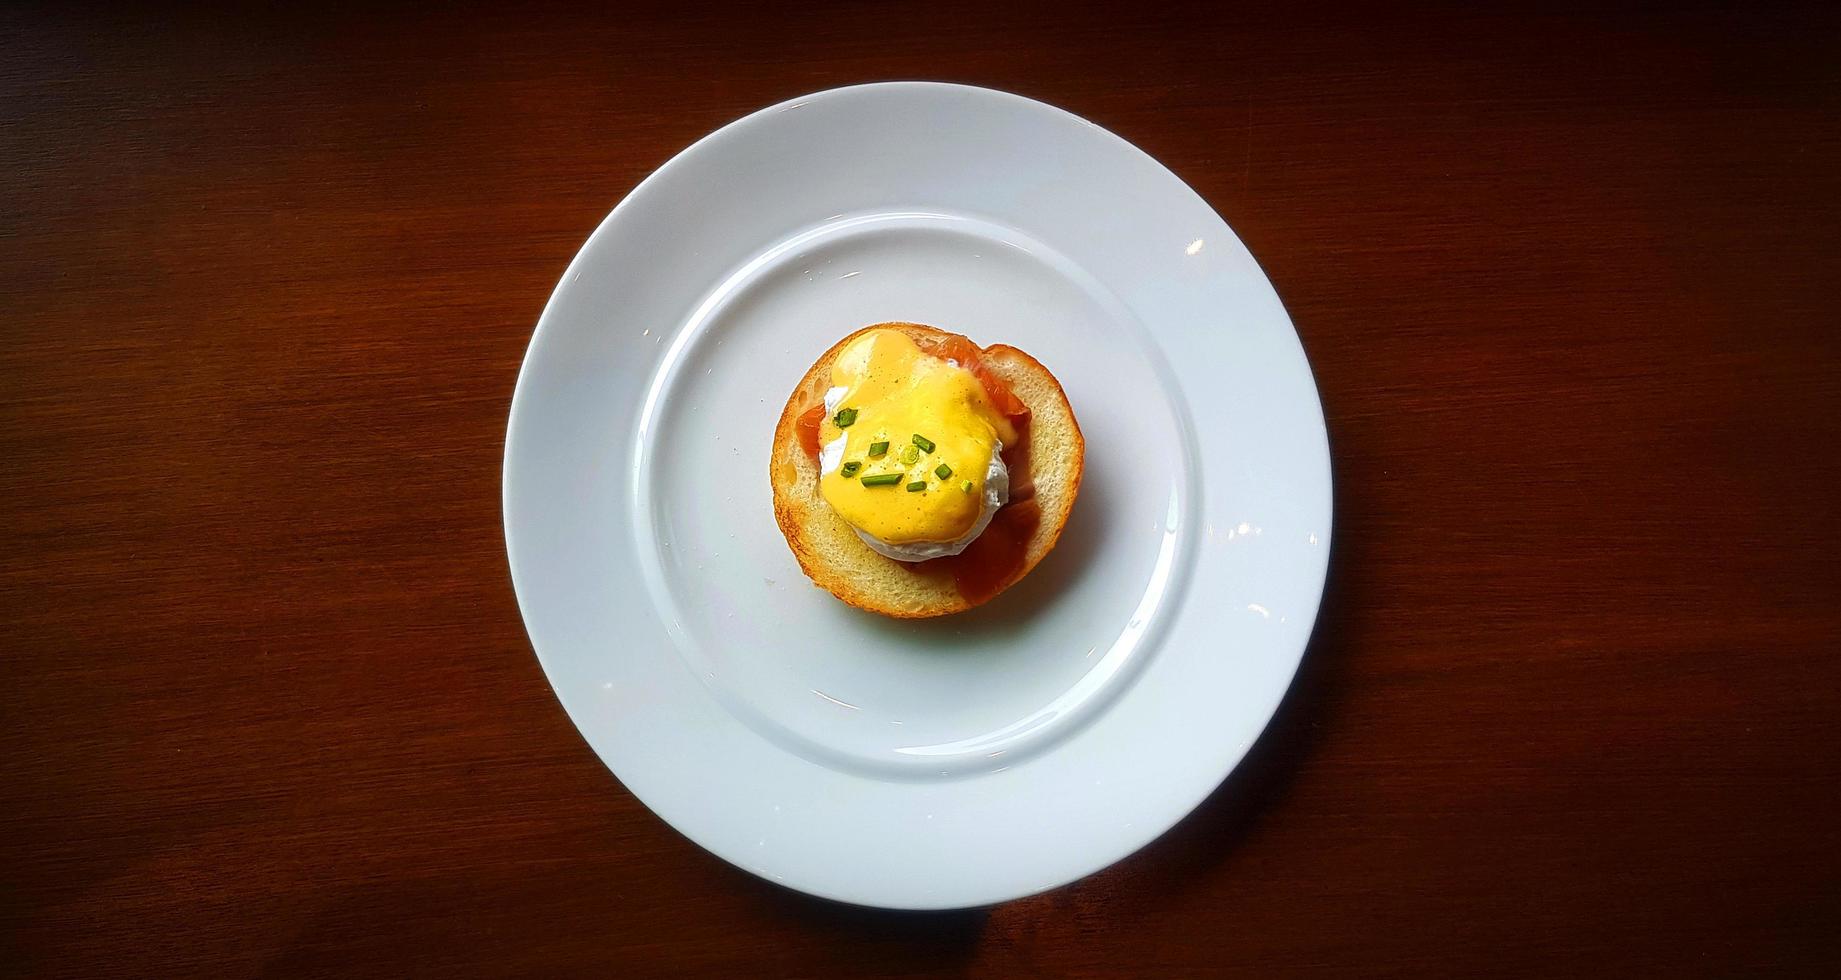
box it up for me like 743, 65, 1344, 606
504, 83, 1330, 909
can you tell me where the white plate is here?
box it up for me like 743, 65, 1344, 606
504, 83, 1330, 910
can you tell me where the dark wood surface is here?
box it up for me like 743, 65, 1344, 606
5, 2, 1839, 976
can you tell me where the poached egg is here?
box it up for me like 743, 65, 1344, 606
814, 329, 1019, 561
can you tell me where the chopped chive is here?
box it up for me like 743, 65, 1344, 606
906, 481, 928, 492
911, 434, 936, 453
833, 407, 858, 428
934, 463, 953, 479
840, 461, 861, 477
961, 480, 974, 493
861, 473, 902, 487
867, 440, 889, 457
900, 445, 921, 465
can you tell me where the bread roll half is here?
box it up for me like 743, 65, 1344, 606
769, 322, 1084, 617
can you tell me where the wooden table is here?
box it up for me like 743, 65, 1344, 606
6, 3, 1838, 975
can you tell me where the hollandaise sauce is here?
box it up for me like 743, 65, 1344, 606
797, 328, 1033, 599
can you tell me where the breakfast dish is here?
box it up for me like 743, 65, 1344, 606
504, 83, 1330, 909
770, 323, 1083, 617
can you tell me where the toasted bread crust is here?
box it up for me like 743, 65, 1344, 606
769, 322, 1084, 617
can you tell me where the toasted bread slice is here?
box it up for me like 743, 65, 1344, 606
770, 322, 1084, 617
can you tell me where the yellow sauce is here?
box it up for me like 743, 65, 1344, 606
818, 330, 1017, 544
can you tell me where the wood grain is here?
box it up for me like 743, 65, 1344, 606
4, 2, 1838, 976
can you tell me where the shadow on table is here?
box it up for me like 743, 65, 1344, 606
736, 874, 990, 965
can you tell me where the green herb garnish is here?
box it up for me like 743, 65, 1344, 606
840, 461, 861, 477
961, 480, 974, 493
867, 440, 889, 457
934, 463, 953, 479
906, 481, 928, 492
833, 407, 858, 428
900, 445, 921, 465
911, 434, 935, 453
861, 473, 902, 487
